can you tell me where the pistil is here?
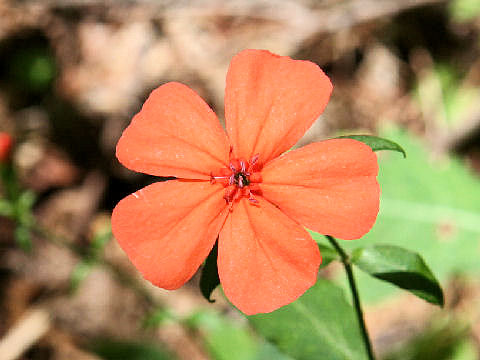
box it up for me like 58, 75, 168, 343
210, 154, 262, 207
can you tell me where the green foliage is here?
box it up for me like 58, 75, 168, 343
142, 307, 176, 329
351, 245, 443, 306
249, 278, 369, 360
415, 63, 480, 129
89, 225, 112, 260
313, 128, 480, 302
11, 190, 36, 252
186, 310, 289, 360
383, 317, 475, 360
434, 65, 478, 126
1, 162, 36, 251
14, 225, 33, 252
69, 225, 112, 292
0, 198, 13, 217
9, 47, 56, 93
317, 243, 339, 269
90, 339, 174, 360
336, 135, 406, 157
200, 242, 220, 303
69, 261, 94, 292
449, 0, 480, 21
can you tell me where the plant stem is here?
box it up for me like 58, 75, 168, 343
325, 235, 375, 360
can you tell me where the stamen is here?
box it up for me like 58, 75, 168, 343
240, 160, 246, 173
215, 155, 262, 205
250, 153, 259, 165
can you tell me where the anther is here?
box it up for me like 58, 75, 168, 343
248, 195, 259, 205
250, 153, 259, 165
217, 155, 262, 205
240, 160, 246, 173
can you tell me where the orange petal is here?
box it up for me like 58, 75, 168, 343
117, 82, 230, 180
225, 49, 332, 164
260, 139, 380, 240
218, 197, 320, 315
112, 180, 228, 289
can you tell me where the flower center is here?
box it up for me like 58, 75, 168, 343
234, 172, 250, 187
210, 154, 262, 206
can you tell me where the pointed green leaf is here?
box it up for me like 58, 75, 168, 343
336, 135, 406, 157
200, 242, 220, 303
318, 244, 339, 269
351, 245, 444, 306
14, 225, 32, 252
249, 278, 369, 360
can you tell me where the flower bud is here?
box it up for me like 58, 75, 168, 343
0, 132, 13, 163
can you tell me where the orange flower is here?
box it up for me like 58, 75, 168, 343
112, 49, 380, 315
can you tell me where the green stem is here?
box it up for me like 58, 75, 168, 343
325, 235, 375, 360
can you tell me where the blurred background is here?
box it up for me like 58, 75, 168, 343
1, 0, 480, 359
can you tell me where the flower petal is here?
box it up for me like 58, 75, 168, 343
225, 49, 332, 164
218, 197, 320, 315
117, 82, 230, 180
260, 139, 380, 240
112, 180, 228, 289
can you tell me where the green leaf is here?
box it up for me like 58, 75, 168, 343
187, 311, 291, 360
0, 198, 13, 217
351, 245, 444, 306
89, 226, 111, 260
255, 342, 294, 360
14, 225, 32, 252
336, 135, 406, 157
312, 128, 480, 303
249, 278, 369, 360
186, 310, 268, 360
200, 242, 220, 303
69, 261, 93, 292
15, 190, 36, 226
90, 339, 174, 360
317, 244, 339, 268
0, 162, 20, 200
142, 307, 175, 329
16, 190, 36, 212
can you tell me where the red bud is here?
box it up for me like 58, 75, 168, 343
0, 132, 13, 163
